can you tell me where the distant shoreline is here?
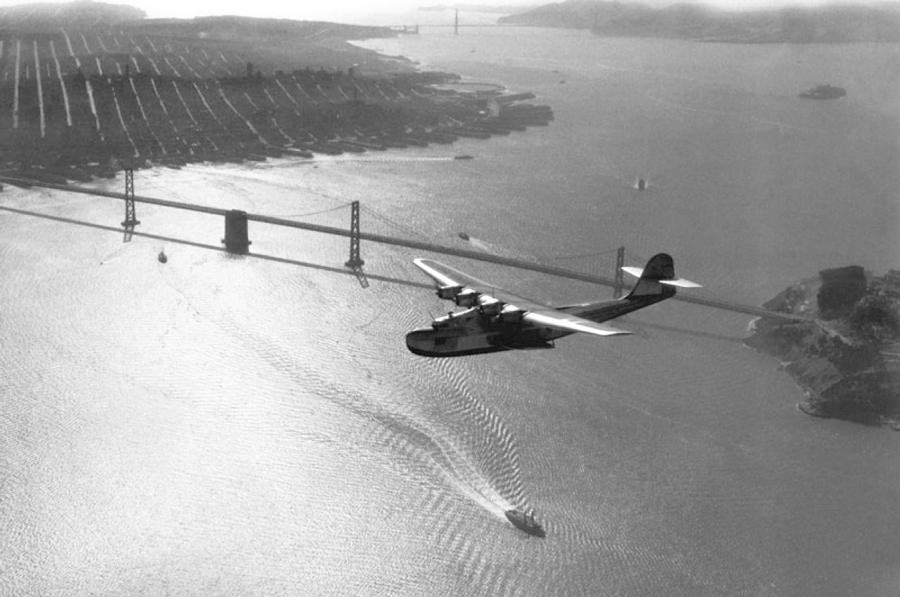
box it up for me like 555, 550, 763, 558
499, 2, 900, 44
0, 7, 553, 186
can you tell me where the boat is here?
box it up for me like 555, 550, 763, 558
158, 251, 167, 264
800, 84, 846, 100
458, 232, 470, 241
636, 178, 647, 191
505, 509, 545, 537
454, 155, 474, 160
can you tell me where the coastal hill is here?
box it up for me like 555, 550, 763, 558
745, 266, 900, 429
0, 2, 553, 181
498, 0, 900, 43
419, 4, 539, 13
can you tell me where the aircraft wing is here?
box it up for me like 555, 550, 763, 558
622, 266, 702, 288
414, 258, 553, 311
523, 311, 630, 337
413, 259, 631, 337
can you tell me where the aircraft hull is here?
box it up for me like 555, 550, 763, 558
405, 328, 554, 357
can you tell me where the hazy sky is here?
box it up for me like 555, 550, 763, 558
0, 0, 889, 21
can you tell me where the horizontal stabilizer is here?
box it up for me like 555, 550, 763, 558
661, 278, 702, 288
622, 262, 701, 288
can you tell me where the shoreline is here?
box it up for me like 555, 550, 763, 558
745, 271, 900, 430
0, 16, 552, 187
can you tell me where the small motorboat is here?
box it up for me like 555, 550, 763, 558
505, 509, 545, 537
454, 154, 474, 160
158, 250, 168, 264
458, 232, 470, 241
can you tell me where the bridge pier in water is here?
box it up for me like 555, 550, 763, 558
223, 209, 251, 254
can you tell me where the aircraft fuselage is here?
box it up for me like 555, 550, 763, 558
405, 306, 563, 357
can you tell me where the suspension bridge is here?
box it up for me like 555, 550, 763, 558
0, 171, 809, 323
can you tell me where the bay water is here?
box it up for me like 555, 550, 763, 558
2, 24, 899, 596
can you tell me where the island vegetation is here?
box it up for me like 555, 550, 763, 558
499, 0, 900, 43
745, 266, 900, 429
0, 1, 553, 184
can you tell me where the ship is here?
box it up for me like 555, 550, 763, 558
505, 509, 545, 537
800, 84, 846, 100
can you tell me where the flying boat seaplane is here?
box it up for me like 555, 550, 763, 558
406, 253, 700, 357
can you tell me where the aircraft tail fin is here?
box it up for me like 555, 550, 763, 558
622, 253, 701, 298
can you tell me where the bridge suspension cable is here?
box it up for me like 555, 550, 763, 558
0, 175, 809, 324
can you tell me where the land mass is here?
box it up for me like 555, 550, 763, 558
745, 266, 900, 429
0, 2, 553, 183
799, 84, 847, 100
499, 0, 900, 43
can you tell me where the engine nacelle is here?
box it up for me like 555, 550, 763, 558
454, 289, 480, 307
436, 284, 464, 300
498, 305, 525, 325
478, 295, 503, 316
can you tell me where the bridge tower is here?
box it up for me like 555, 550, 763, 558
345, 200, 364, 269
613, 246, 626, 298
121, 167, 140, 241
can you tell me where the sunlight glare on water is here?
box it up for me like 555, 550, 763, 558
2, 24, 899, 597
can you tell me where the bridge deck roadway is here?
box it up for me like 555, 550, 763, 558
0, 176, 808, 324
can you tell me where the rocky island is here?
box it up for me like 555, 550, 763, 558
0, 2, 553, 184
799, 84, 847, 100
745, 266, 900, 429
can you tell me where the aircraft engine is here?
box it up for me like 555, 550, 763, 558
454, 289, 480, 307
437, 285, 464, 300
498, 305, 525, 325
478, 295, 503, 316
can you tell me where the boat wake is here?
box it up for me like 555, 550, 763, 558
346, 299, 532, 520
457, 234, 531, 262
159, 261, 531, 527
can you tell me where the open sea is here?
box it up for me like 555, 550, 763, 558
2, 21, 899, 597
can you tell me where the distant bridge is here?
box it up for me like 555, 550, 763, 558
0, 173, 809, 324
